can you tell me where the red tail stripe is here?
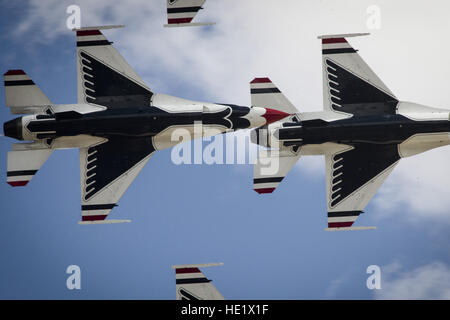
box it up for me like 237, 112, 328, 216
175, 267, 201, 274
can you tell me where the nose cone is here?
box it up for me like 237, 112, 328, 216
262, 108, 290, 124
3, 117, 23, 140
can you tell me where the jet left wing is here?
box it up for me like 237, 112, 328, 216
319, 33, 399, 116
79, 136, 155, 224
172, 263, 224, 300
325, 143, 400, 231
75, 25, 153, 109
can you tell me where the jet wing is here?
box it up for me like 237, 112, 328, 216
78, 136, 155, 224
172, 263, 224, 300
164, 0, 215, 27
319, 33, 398, 116
325, 143, 400, 230
75, 26, 153, 109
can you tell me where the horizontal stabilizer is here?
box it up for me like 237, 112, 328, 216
250, 77, 298, 115
254, 149, 301, 194
7, 149, 53, 187
4, 70, 51, 114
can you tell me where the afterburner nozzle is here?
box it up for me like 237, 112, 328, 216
3, 117, 23, 140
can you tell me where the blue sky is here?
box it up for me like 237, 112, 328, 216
0, 0, 450, 299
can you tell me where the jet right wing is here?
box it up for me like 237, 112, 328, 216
319, 33, 399, 116
324, 143, 400, 231
172, 263, 224, 300
79, 136, 155, 224
164, 0, 215, 27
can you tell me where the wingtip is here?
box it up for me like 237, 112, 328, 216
325, 226, 377, 231
4, 70, 26, 76
250, 77, 272, 84
72, 25, 125, 31
7, 180, 29, 187
317, 32, 370, 39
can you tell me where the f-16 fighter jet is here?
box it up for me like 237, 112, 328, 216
251, 33, 450, 231
2, 25, 289, 224
164, 0, 215, 28
172, 263, 224, 300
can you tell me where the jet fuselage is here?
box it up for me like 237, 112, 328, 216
278, 114, 450, 146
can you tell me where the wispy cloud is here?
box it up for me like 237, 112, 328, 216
374, 261, 450, 299
372, 149, 450, 224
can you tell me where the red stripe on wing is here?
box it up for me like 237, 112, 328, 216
168, 18, 193, 24
322, 38, 347, 44
7, 181, 29, 187
175, 267, 201, 274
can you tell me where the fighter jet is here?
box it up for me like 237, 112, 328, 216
172, 263, 224, 300
164, 0, 215, 28
2, 25, 290, 224
251, 33, 450, 231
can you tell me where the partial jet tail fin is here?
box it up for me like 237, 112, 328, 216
4, 70, 51, 114
250, 77, 298, 116
172, 263, 224, 300
6, 148, 53, 187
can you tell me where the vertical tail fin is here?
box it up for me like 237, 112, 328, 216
4, 70, 51, 114
7, 149, 53, 187
172, 263, 224, 300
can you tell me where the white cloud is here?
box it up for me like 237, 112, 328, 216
373, 148, 450, 223
375, 261, 450, 300
10, 0, 450, 222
